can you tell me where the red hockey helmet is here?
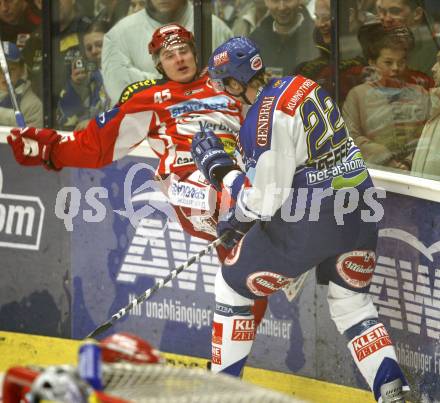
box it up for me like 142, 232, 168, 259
148, 23, 195, 56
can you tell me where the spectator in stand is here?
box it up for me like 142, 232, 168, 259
295, 0, 366, 101
314, 0, 331, 45
22, 0, 91, 107
361, 0, 377, 12
434, 18, 440, 46
21, 23, 42, 99
57, 22, 111, 131
376, 0, 438, 75
249, 0, 318, 78
411, 49, 440, 178
0, 0, 41, 46
127, 0, 146, 16
231, 0, 267, 37
357, 21, 434, 89
94, 0, 129, 27
102, 0, 233, 104
302, 0, 315, 18
295, 0, 433, 101
213, 0, 237, 27
52, 0, 91, 99
0, 42, 42, 127
343, 25, 430, 171
347, 0, 377, 34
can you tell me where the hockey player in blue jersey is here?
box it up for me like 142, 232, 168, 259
190, 37, 409, 403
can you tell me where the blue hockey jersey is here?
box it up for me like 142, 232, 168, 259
228, 75, 373, 219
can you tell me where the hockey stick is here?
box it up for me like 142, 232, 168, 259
0, 41, 37, 156
87, 235, 226, 338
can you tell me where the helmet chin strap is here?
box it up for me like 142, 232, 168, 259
225, 82, 253, 105
239, 88, 253, 105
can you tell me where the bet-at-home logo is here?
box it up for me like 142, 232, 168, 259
0, 166, 45, 250
117, 218, 220, 294
371, 228, 440, 340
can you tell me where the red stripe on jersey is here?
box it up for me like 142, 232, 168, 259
278, 75, 318, 116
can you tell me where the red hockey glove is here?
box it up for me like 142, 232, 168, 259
7, 127, 62, 171
100, 332, 163, 364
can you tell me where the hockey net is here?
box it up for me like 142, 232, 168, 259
3, 362, 303, 403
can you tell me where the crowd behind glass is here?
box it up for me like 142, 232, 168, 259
0, 0, 439, 179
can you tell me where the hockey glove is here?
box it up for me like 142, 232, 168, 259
7, 127, 62, 170
217, 207, 255, 249
191, 128, 235, 190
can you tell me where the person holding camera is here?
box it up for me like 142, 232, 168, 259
57, 21, 111, 130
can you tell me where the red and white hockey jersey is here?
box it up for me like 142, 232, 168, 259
50, 74, 243, 240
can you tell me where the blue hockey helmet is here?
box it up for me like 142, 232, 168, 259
208, 37, 264, 88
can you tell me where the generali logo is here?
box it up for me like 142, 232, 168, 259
256, 96, 275, 147
0, 166, 45, 250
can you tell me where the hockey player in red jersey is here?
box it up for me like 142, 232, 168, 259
8, 23, 240, 243
7, 23, 268, 326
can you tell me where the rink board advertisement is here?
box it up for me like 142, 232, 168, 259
70, 156, 314, 374
372, 193, 440, 400
70, 156, 440, 400
0, 145, 71, 337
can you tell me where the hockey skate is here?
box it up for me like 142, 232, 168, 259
380, 378, 406, 403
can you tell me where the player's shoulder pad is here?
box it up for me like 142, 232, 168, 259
118, 78, 167, 104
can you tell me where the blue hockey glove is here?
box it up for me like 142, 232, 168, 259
191, 128, 235, 190
217, 207, 255, 249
